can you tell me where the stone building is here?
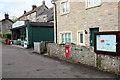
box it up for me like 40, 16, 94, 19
18, 1, 54, 23
53, 0, 120, 46
36, 7, 54, 23
18, 1, 48, 22
0, 14, 14, 33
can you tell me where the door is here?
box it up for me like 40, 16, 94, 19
90, 28, 99, 46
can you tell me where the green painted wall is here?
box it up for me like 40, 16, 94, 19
26, 27, 28, 42
28, 27, 54, 45
11, 21, 54, 46
26, 21, 32, 45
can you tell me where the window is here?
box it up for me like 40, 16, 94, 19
87, 0, 101, 8
61, 1, 69, 14
78, 31, 85, 45
79, 32, 83, 43
61, 33, 71, 43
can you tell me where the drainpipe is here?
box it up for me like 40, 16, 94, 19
51, 0, 58, 44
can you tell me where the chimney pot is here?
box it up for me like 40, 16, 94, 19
32, 5, 37, 10
5, 13, 9, 19
24, 10, 26, 14
42, 0, 45, 5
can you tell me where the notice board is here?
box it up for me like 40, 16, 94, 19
94, 31, 120, 55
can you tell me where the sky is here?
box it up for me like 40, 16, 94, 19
0, 0, 53, 20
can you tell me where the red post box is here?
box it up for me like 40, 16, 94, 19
7, 39, 10, 45
65, 45, 70, 58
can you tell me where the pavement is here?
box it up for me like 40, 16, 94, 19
2, 43, 120, 78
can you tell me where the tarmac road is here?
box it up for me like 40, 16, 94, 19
2, 43, 119, 78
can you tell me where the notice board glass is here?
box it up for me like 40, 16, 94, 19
96, 35, 116, 52
94, 31, 120, 55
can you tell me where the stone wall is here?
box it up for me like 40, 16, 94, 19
34, 42, 120, 74
36, 14, 48, 22
20, 12, 37, 22
34, 42, 46, 54
118, 1, 120, 31
70, 45, 96, 67
46, 43, 120, 74
47, 43, 65, 58
54, 1, 119, 45
47, 43, 96, 66
34, 42, 41, 53
97, 54, 120, 73
1, 20, 13, 33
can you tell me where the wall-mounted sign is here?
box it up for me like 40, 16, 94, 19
12, 21, 25, 28
96, 35, 116, 52
94, 31, 120, 55
71, 47, 83, 51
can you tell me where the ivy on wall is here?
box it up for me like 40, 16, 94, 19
0, 33, 11, 39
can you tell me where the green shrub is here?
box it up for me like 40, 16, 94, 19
96, 57, 102, 68
1, 33, 11, 39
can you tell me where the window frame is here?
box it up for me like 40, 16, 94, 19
60, 0, 70, 15
59, 31, 72, 44
77, 30, 85, 45
86, 0, 102, 9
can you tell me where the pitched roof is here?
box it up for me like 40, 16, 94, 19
18, 5, 48, 19
52, 0, 58, 2
38, 7, 54, 21
0, 19, 14, 23
46, 8, 54, 21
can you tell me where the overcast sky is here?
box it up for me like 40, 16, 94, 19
0, 0, 53, 20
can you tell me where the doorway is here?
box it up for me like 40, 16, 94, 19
90, 28, 99, 46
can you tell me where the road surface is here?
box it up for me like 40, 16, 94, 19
2, 44, 119, 78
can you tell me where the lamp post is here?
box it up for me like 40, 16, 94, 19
51, 0, 58, 43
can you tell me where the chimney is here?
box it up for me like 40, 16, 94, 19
24, 10, 26, 14
32, 5, 37, 10
42, 0, 45, 5
5, 13, 9, 19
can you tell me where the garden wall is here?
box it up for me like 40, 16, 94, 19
34, 42, 120, 74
